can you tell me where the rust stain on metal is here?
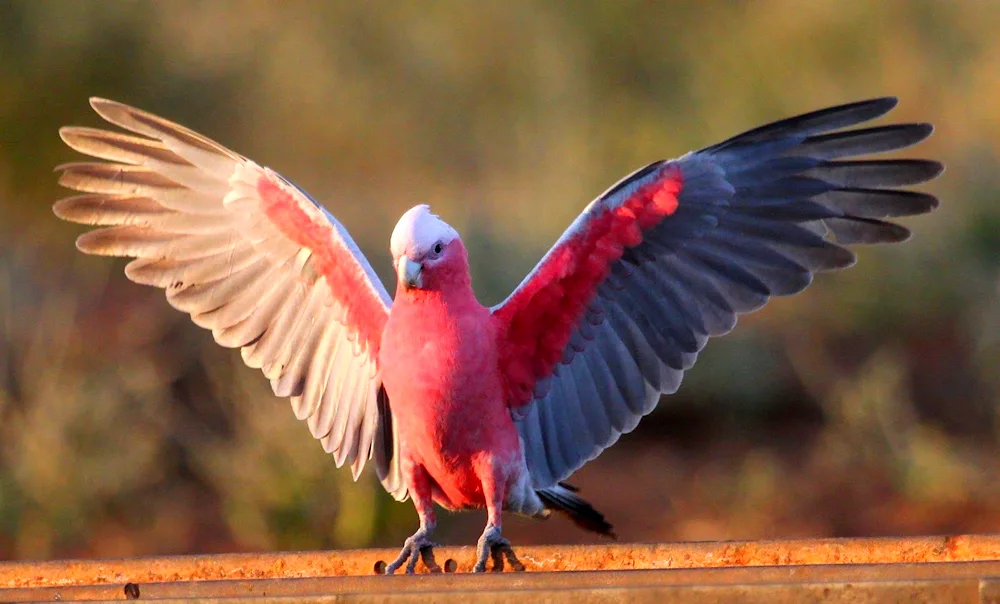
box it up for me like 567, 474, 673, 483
0, 534, 998, 590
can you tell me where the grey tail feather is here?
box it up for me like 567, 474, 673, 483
537, 482, 617, 539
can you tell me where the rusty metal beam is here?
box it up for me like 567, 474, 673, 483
1, 535, 999, 602
3, 534, 998, 588
0, 582, 987, 604
1, 560, 1000, 602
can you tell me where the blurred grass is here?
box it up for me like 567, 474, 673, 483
0, 0, 998, 559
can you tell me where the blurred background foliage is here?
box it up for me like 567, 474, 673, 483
0, 0, 998, 561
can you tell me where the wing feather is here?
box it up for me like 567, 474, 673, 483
494, 98, 942, 486
55, 98, 404, 498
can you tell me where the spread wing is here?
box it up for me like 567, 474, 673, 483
54, 98, 407, 500
492, 97, 942, 487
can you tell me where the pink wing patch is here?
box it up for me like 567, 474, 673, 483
494, 168, 683, 407
257, 175, 386, 353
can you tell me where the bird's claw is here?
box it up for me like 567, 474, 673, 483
474, 525, 524, 573
385, 530, 440, 574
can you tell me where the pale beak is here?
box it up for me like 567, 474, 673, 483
397, 255, 423, 289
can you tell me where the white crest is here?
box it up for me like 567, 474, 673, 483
390, 205, 459, 259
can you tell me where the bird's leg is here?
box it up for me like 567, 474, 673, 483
473, 466, 524, 573
385, 517, 438, 574
385, 464, 440, 574
474, 523, 523, 573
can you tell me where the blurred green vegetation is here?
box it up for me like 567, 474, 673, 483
0, 1, 998, 560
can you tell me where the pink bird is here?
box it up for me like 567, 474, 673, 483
54, 97, 940, 573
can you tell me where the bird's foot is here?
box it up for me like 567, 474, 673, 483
385, 527, 440, 574
473, 524, 525, 573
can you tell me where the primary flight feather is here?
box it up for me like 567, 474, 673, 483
54, 96, 941, 573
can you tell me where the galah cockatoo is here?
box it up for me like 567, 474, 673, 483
54, 97, 941, 573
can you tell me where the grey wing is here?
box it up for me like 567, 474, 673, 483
514, 98, 942, 487
54, 98, 407, 500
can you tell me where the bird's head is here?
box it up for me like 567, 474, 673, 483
390, 205, 467, 293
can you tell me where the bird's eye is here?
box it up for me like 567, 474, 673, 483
433, 242, 443, 255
